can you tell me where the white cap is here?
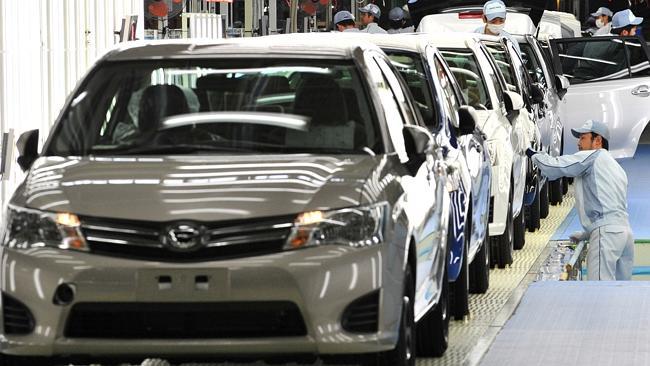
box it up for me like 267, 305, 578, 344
571, 120, 610, 141
358, 3, 381, 19
611, 9, 643, 29
483, 0, 506, 21
591, 7, 613, 18
334, 10, 355, 25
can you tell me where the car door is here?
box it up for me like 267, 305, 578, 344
370, 51, 449, 319
549, 36, 650, 157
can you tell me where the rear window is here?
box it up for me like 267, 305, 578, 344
46, 59, 382, 156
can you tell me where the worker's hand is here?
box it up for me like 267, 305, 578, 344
569, 231, 587, 244
525, 148, 538, 159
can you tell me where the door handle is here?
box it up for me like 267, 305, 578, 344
631, 85, 650, 97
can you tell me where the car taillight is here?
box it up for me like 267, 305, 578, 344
459, 11, 483, 19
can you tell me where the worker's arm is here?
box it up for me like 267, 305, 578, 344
531, 150, 599, 180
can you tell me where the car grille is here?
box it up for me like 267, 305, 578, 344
64, 301, 307, 339
2, 293, 35, 335
341, 291, 379, 333
79, 215, 294, 262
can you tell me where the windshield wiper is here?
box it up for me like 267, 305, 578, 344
90, 144, 257, 155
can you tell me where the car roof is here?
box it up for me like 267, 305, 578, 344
101, 34, 383, 62
418, 32, 498, 49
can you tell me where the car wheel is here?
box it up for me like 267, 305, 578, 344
376, 264, 416, 366
416, 263, 449, 357
469, 222, 489, 294
562, 176, 569, 195
525, 187, 540, 232
450, 218, 469, 320
490, 188, 513, 268
539, 181, 549, 219
513, 209, 525, 250
549, 178, 563, 205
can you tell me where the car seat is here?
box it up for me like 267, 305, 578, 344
137, 84, 190, 143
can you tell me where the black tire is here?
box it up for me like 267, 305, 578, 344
469, 223, 490, 294
525, 186, 540, 232
416, 264, 449, 357
450, 218, 469, 320
539, 181, 549, 219
549, 178, 563, 205
562, 176, 569, 195
375, 264, 416, 366
513, 208, 525, 250
490, 188, 513, 269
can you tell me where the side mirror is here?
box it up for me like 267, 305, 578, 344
458, 105, 478, 135
503, 91, 524, 112
16, 129, 39, 172
530, 83, 545, 105
402, 125, 434, 176
555, 75, 570, 99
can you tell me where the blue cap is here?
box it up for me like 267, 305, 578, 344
334, 10, 355, 25
483, 0, 507, 21
591, 7, 613, 18
389, 7, 405, 21
359, 3, 381, 18
611, 9, 643, 29
571, 120, 610, 141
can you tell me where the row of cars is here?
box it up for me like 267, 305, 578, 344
2, 9, 643, 364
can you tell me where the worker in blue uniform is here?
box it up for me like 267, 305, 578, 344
526, 120, 634, 280
474, 0, 521, 55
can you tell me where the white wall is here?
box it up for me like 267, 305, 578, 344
0, 0, 144, 206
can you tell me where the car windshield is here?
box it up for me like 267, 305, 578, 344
45, 59, 382, 156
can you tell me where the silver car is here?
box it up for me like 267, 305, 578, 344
2, 36, 451, 365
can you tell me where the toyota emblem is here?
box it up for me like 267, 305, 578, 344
162, 223, 205, 252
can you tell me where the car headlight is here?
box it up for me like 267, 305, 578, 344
284, 203, 386, 250
486, 140, 499, 166
2, 205, 87, 251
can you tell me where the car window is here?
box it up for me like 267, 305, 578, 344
47, 59, 382, 156
364, 52, 408, 162
553, 38, 628, 84
626, 38, 650, 78
520, 42, 546, 87
483, 42, 518, 92
386, 52, 440, 130
440, 49, 492, 111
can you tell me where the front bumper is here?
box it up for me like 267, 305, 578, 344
0, 245, 400, 357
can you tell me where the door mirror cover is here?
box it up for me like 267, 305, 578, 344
16, 129, 39, 172
555, 74, 570, 99
504, 91, 525, 112
458, 105, 478, 135
403, 125, 434, 156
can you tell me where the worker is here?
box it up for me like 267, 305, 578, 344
474, 0, 521, 54
592, 7, 614, 36
358, 3, 387, 34
387, 7, 415, 34
526, 120, 634, 281
333, 11, 360, 32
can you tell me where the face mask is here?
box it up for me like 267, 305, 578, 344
595, 18, 604, 28
486, 23, 504, 34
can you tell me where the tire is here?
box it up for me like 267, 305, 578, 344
490, 188, 514, 269
513, 208, 525, 250
525, 187, 540, 232
549, 178, 563, 205
416, 264, 449, 357
375, 264, 416, 366
562, 176, 569, 195
539, 181, 549, 219
450, 219, 469, 320
469, 223, 490, 294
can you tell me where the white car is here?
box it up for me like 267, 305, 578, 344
548, 35, 650, 159
416, 6, 536, 35
422, 33, 529, 268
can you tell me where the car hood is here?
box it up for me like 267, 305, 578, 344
408, 0, 552, 28
18, 155, 379, 222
